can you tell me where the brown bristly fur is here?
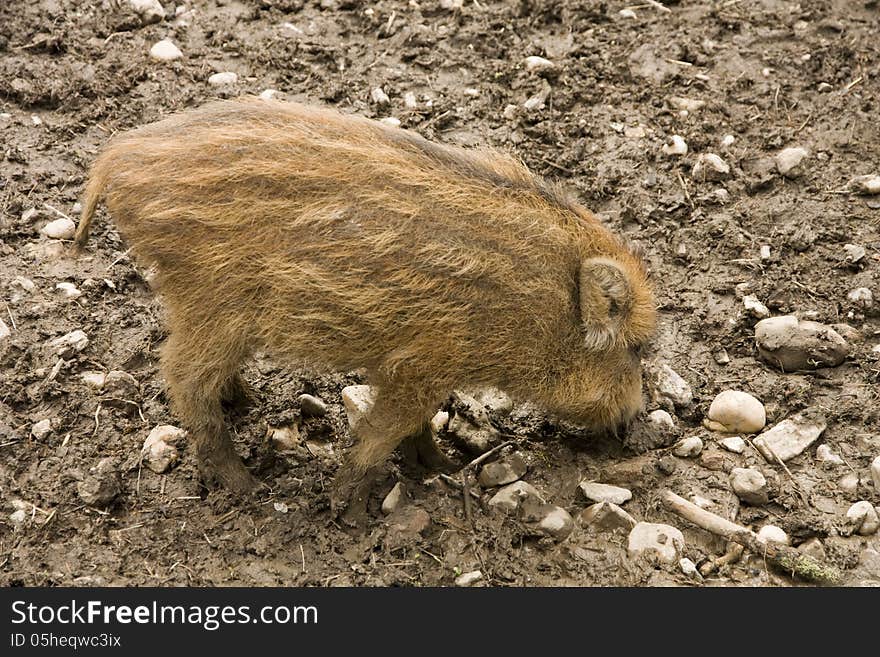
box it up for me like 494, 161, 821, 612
75, 97, 656, 498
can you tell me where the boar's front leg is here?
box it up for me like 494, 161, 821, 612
331, 387, 446, 521
162, 326, 257, 496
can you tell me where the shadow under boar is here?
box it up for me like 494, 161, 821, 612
74, 98, 656, 509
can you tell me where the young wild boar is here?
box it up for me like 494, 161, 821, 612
74, 98, 656, 510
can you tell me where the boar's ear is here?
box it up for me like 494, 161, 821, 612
578, 257, 633, 349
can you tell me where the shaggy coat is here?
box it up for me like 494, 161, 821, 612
75, 98, 656, 496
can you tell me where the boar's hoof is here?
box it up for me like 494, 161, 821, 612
330, 465, 378, 528
401, 429, 459, 474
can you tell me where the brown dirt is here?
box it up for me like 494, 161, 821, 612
1, 0, 879, 587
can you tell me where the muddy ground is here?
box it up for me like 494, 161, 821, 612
1, 0, 879, 587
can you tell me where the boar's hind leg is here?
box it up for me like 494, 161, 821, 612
331, 389, 442, 516
400, 426, 458, 473
162, 329, 257, 495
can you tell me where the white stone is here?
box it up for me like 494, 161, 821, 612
755, 315, 849, 371
578, 481, 632, 505
273, 502, 288, 513
379, 117, 401, 127
579, 502, 636, 531
846, 501, 879, 536
149, 39, 183, 62
381, 482, 405, 515
756, 525, 790, 545
403, 92, 418, 109
537, 506, 574, 539
341, 384, 375, 428
627, 522, 684, 564
619, 8, 637, 19
668, 97, 705, 112
80, 371, 106, 388
720, 436, 746, 454
672, 436, 703, 458
12, 276, 36, 292
754, 411, 826, 463
439, 0, 463, 8
142, 425, 185, 473
692, 153, 730, 182
208, 71, 238, 86
524, 56, 555, 73
662, 135, 688, 156
646, 362, 693, 408
815, 444, 844, 465
648, 409, 675, 429
838, 472, 859, 495
259, 89, 281, 100
759, 245, 771, 261
49, 330, 89, 356
704, 390, 766, 433
679, 557, 702, 580
9, 509, 28, 526
523, 94, 545, 111
871, 455, 880, 495
488, 481, 544, 513
40, 217, 76, 239
129, 0, 165, 23
31, 419, 52, 439
730, 467, 769, 505
721, 134, 735, 147
370, 87, 390, 105
743, 295, 770, 318
55, 282, 81, 299
0, 319, 10, 342
850, 174, 880, 195
847, 287, 873, 309
454, 570, 483, 587
775, 147, 808, 177
844, 243, 866, 264
429, 410, 449, 433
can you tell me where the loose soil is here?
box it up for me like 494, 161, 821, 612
1, 0, 879, 587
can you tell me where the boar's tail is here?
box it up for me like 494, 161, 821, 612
73, 156, 112, 251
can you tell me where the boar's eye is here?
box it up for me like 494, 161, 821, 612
629, 342, 647, 359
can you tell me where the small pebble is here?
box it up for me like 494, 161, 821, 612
40, 217, 76, 240
843, 243, 866, 264
775, 146, 808, 177
49, 330, 89, 357
0, 319, 11, 344
754, 315, 849, 371
523, 56, 555, 74
149, 39, 183, 62
657, 455, 677, 475
713, 348, 730, 365
662, 135, 688, 156
129, 0, 165, 23
815, 444, 844, 466
578, 502, 636, 531
380, 117, 401, 127
381, 482, 405, 515
370, 87, 390, 105
488, 480, 544, 513
454, 570, 483, 587
759, 245, 771, 261
668, 96, 705, 112
704, 390, 766, 433
692, 153, 730, 182
31, 419, 52, 439
838, 472, 859, 495
756, 525, 789, 545
798, 538, 826, 561
536, 506, 574, 540
846, 501, 879, 536
298, 393, 328, 417
618, 8, 637, 19
849, 174, 880, 195
578, 482, 632, 505
743, 295, 770, 318
478, 453, 527, 487
870, 455, 880, 494
754, 410, 826, 463
273, 502, 288, 513
847, 287, 873, 309
55, 282, 81, 299
208, 71, 238, 86
730, 467, 769, 505
645, 361, 693, 408
720, 436, 746, 454
817, 82, 833, 93
721, 134, 735, 147
259, 89, 281, 101
403, 92, 418, 109
679, 557, 702, 581
142, 425, 185, 473
672, 436, 703, 458
627, 522, 685, 564
648, 409, 675, 430
77, 457, 121, 507
429, 410, 449, 433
